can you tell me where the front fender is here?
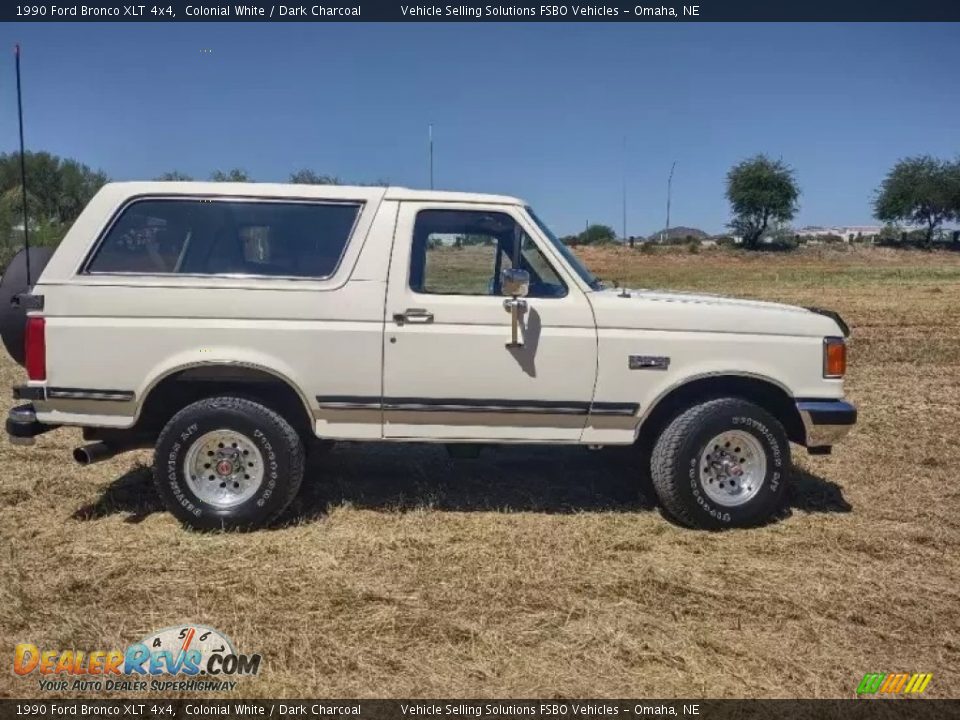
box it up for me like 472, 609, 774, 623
590, 329, 842, 441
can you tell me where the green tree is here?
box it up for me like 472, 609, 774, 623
210, 168, 252, 182
155, 171, 193, 181
725, 155, 800, 249
33, 218, 68, 248
0, 151, 108, 225
1, 186, 41, 223
874, 156, 959, 246
289, 169, 340, 185
576, 224, 617, 245
0, 198, 12, 247
58, 160, 108, 222
949, 159, 960, 244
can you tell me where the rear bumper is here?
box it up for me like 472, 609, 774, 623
6, 402, 58, 446
796, 399, 857, 449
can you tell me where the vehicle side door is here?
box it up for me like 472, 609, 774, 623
381, 202, 597, 442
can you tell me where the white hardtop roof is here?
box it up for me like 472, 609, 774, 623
102, 181, 525, 206
384, 186, 525, 205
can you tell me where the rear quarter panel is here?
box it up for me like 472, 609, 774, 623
31, 185, 397, 440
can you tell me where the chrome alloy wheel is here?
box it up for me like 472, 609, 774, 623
698, 430, 767, 507
183, 429, 264, 509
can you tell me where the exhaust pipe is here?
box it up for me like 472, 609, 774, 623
73, 441, 120, 466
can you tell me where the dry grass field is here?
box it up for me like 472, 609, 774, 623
1, 244, 959, 699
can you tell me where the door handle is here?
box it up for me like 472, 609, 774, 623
393, 308, 434, 325
503, 297, 528, 348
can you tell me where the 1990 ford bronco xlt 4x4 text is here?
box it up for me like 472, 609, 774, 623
1, 182, 856, 530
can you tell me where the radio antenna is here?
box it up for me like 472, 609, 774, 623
15, 44, 32, 286
428, 123, 434, 189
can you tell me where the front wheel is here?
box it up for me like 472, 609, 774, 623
650, 397, 790, 529
153, 396, 305, 530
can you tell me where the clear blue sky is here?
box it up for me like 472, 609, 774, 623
1, 23, 957, 235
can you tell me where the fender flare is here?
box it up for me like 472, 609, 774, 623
132, 359, 315, 428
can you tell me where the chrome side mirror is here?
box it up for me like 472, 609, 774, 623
501, 268, 530, 298
501, 268, 530, 348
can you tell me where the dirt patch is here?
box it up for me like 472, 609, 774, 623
1, 246, 958, 699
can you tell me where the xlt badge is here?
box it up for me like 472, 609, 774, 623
629, 355, 670, 370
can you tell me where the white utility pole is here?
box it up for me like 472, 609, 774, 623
622, 136, 628, 246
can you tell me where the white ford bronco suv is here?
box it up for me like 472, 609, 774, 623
1, 182, 856, 530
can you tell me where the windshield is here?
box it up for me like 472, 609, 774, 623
525, 207, 603, 290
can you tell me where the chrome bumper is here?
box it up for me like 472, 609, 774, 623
6, 403, 58, 446
796, 399, 857, 448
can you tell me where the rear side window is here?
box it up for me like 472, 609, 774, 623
85, 198, 361, 278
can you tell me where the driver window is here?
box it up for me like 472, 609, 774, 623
517, 236, 564, 289
410, 209, 566, 297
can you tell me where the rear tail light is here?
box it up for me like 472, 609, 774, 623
25, 316, 46, 381
823, 337, 846, 378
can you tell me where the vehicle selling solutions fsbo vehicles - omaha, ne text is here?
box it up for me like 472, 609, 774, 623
1, 182, 856, 530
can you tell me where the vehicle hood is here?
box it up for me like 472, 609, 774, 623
588, 287, 844, 337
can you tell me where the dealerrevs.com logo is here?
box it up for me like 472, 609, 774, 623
13, 625, 262, 693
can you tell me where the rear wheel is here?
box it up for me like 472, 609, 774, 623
650, 397, 790, 529
153, 396, 305, 530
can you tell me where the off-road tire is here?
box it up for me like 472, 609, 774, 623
153, 396, 305, 530
650, 397, 790, 529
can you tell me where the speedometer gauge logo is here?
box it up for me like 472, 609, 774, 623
126, 624, 261, 677
138, 625, 236, 671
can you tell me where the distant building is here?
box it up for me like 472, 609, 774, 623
793, 225, 883, 241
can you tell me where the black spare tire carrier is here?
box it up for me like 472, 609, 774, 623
0, 246, 54, 366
